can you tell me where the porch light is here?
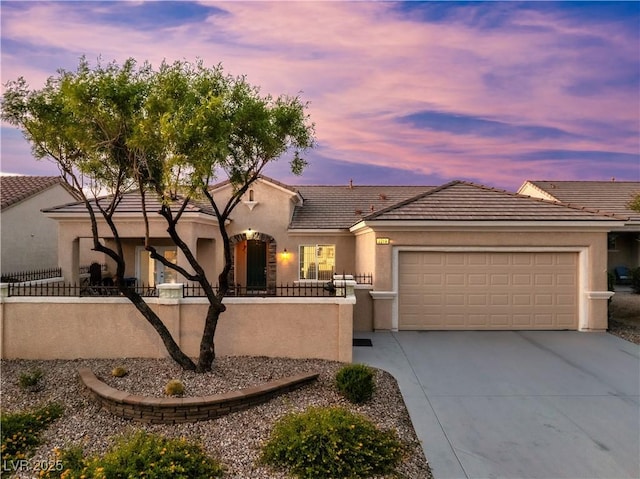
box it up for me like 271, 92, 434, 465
376, 237, 390, 245
281, 248, 290, 260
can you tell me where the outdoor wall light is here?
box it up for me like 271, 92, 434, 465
281, 248, 290, 260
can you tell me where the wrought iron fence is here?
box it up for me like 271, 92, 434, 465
7, 281, 158, 298
183, 282, 345, 298
1, 267, 62, 283
1, 264, 108, 283
353, 273, 373, 285
8, 281, 345, 298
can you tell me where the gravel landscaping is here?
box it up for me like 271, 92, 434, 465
1, 356, 432, 479
608, 290, 640, 345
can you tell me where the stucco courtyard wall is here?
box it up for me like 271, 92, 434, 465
0, 295, 354, 362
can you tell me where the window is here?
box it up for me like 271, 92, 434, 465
299, 244, 335, 280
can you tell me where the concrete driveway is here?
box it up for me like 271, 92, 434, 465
353, 331, 640, 479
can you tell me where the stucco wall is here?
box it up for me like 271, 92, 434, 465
0, 295, 354, 362
360, 226, 612, 331
1, 185, 77, 274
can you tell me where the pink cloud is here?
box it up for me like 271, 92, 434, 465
1, 1, 637, 189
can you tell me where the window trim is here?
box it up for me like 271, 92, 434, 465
298, 244, 335, 281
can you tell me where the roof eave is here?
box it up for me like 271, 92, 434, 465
353, 219, 627, 230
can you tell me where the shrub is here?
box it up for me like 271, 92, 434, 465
164, 379, 185, 396
261, 406, 404, 479
18, 368, 44, 392
41, 431, 224, 479
111, 366, 128, 378
1, 402, 63, 465
335, 363, 375, 404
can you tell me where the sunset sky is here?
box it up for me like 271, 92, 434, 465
1, 1, 638, 191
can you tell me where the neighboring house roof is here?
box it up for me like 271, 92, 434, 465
290, 185, 433, 229
360, 181, 624, 223
0, 175, 75, 210
519, 180, 640, 222
43, 191, 217, 217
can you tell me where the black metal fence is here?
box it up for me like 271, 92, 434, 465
1, 267, 62, 283
8, 281, 346, 298
1, 264, 107, 283
183, 282, 345, 298
6, 282, 158, 298
353, 273, 373, 285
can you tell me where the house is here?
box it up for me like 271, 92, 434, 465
43, 176, 625, 333
518, 181, 640, 280
0, 175, 81, 277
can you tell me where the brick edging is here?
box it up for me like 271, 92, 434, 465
78, 367, 319, 424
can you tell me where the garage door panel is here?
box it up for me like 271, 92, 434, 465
468, 274, 487, 286
490, 274, 509, 285
445, 294, 465, 306
399, 251, 578, 330
513, 274, 532, 285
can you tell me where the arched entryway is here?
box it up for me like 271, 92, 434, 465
228, 232, 277, 293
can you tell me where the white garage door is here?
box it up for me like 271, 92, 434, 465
399, 251, 578, 330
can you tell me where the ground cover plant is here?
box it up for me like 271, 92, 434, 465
1, 402, 63, 467
17, 368, 44, 392
335, 363, 376, 404
40, 431, 224, 479
260, 406, 405, 479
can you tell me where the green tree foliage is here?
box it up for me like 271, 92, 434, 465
2, 58, 314, 371
628, 193, 640, 213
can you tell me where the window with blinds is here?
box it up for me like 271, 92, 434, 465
299, 244, 335, 280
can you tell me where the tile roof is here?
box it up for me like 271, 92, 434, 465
210, 174, 299, 194
43, 191, 216, 217
289, 185, 433, 229
522, 181, 640, 222
0, 175, 71, 210
361, 181, 625, 223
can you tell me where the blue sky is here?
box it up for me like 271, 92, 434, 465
1, 1, 638, 190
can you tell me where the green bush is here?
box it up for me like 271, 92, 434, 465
1, 402, 63, 465
41, 431, 224, 479
18, 368, 44, 391
261, 406, 404, 479
164, 379, 185, 396
335, 363, 375, 404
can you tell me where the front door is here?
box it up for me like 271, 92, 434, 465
137, 246, 178, 285
246, 240, 267, 291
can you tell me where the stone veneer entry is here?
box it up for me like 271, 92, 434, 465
78, 368, 319, 424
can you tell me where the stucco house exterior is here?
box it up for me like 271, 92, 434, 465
518, 180, 640, 278
42, 176, 625, 333
0, 175, 80, 276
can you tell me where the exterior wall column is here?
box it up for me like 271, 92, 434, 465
59, 230, 80, 284
369, 291, 396, 330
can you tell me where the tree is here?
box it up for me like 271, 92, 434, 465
628, 193, 640, 213
2, 58, 314, 371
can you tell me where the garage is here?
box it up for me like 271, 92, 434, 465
398, 251, 578, 330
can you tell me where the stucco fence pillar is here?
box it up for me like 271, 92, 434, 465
0, 284, 355, 362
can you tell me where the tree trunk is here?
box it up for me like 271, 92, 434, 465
123, 288, 197, 371
196, 302, 225, 372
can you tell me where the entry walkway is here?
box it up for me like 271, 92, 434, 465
353, 331, 640, 479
